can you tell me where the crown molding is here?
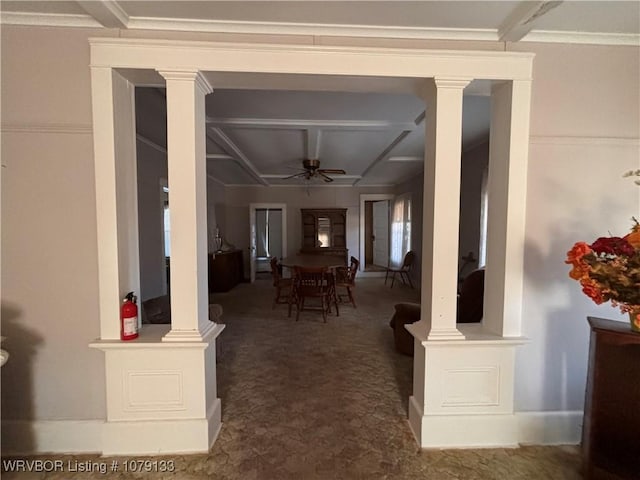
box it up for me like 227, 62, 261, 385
0, 11, 101, 28
522, 30, 640, 46
128, 17, 499, 42
3, 12, 638, 47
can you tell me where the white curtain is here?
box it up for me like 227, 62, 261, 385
256, 209, 283, 259
256, 209, 268, 257
390, 193, 411, 266
478, 167, 488, 268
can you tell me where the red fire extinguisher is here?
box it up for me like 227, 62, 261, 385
120, 292, 139, 341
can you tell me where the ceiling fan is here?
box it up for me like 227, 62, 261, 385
282, 159, 346, 183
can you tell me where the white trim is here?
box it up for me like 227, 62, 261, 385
1, 123, 93, 134
0, 11, 101, 28
88, 38, 535, 82
128, 17, 499, 42
77, 0, 129, 29
523, 30, 640, 46
207, 127, 267, 186
2, 12, 637, 47
102, 401, 221, 455
517, 411, 583, 445
205, 117, 417, 131
530, 135, 640, 146
409, 397, 520, 448
1, 420, 103, 455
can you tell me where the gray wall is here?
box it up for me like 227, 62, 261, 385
0, 25, 638, 434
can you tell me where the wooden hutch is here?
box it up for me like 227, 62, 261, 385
300, 208, 348, 264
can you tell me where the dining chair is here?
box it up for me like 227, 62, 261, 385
335, 256, 359, 308
385, 250, 415, 289
292, 265, 339, 322
270, 257, 292, 309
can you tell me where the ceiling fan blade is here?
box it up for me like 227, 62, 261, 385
319, 172, 335, 182
282, 171, 306, 180
318, 169, 346, 175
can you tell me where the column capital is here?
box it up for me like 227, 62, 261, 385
418, 77, 472, 101
432, 77, 472, 89
157, 69, 213, 95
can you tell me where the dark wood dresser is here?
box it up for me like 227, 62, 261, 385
208, 250, 244, 293
582, 317, 640, 479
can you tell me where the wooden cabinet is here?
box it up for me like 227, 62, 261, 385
300, 208, 348, 264
208, 250, 244, 292
582, 317, 640, 479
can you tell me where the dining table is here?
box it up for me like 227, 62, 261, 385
280, 254, 346, 269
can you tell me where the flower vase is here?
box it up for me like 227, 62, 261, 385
629, 307, 640, 333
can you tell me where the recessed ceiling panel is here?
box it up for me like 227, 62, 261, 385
358, 159, 423, 186
219, 128, 305, 173
207, 158, 260, 185
320, 130, 406, 174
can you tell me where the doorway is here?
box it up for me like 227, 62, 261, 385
249, 203, 288, 282
360, 194, 394, 275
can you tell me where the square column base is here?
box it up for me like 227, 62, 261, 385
90, 324, 224, 455
408, 397, 519, 448
102, 399, 221, 455
406, 323, 526, 449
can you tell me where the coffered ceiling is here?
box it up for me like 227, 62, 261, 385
135, 85, 491, 187
4, 1, 638, 186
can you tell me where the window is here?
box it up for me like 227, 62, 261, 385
478, 167, 488, 268
390, 193, 411, 265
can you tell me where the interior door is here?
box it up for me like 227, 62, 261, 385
372, 200, 389, 267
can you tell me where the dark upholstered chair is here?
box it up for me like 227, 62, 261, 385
389, 268, 485, 355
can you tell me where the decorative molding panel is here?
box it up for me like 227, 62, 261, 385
124, 370, 184, 411
441, 367, 500, 407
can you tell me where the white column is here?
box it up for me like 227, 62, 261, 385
484, 80, 532, 337
420, 77, 470, 339
159, 70, 214, 342
90, 66, 140, 340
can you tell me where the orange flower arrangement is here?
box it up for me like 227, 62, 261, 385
565, 218, 640, 331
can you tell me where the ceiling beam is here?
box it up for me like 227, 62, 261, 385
205, 117, 417, 131
206, 153, 235, 161
498, 1, 563, 42
207, 127, 268, 186
352, 111, 424, 186
76, 0, 129, 29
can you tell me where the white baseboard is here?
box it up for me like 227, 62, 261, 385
409, 396, 520, 448
409, 397, 583, 448
516, 410, 583, 445
2, 407, 580, 455
2, 420, 103, 455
